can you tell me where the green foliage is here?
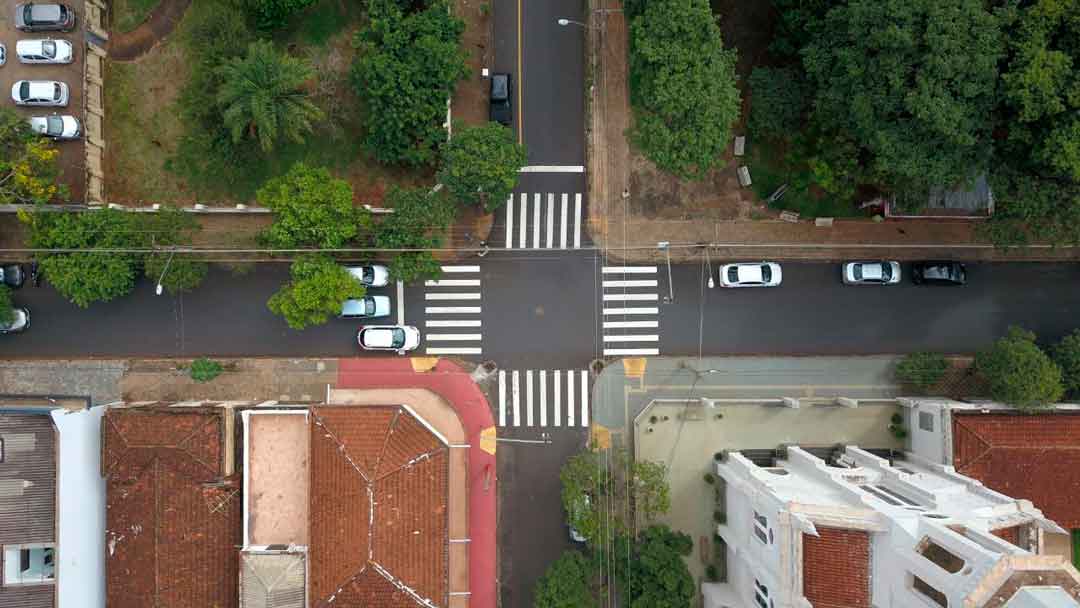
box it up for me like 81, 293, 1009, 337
748, 67, 809, 140
896, 352, 950, 390
532, 550, 598, 608
375, 187, 456, 283
628, 0, 740, 179
439, 123, 526, 211
631, 458, 670, 524
217, 40, 323, 153
257, 163, 366, 247
559, 451, 606, 547
770, 0, 843, 57
268, 254, 366, 329
246, 0, 316, 31
0, 107, 66, 204
387, 251, 442, 285
982, 168, 1080, 246
802, 0, 1002, 191
0, 285, 13, 326
705, 564, 719, 582
1052, 329, 1080, 398
616, 525, 695, 608
142, 207, 208, 295
190, 357, 224, 383
351, 0, 468, 166
976, 326, 1063, 410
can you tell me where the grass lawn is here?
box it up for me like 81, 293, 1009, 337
747, 139, 861, 219
110, 0, 160, 33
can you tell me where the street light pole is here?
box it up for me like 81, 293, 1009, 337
155, 250, 175, 296
658, 241, 674, 303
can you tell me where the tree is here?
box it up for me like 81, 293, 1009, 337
748, 67, 809, 140
351, 0, 468, 166
0, 285, 13, 326
896, 352, 950, 390
976, 326, 1063, 410
628, 0, 740, 179
1052, 329, 1080, 399
439, 123, 526, 211
142, 207, 208, 295
268, 254, 366, 330
375, 187, 456, 283
559, 451, 607, 547
217, 40, 323, 153
616, 525, 694, 608
533, 550, 598, 608
257, 163, 366, 248
802, 0, 1002, 191
0, 107, 65, 204
631, 459, 670, 524
246, 0, 316, 31
982, 168, 1080, 246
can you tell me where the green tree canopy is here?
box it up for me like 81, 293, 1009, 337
976, 326, 1063, 410
748, 67, 809, 141
532, 550, 598, 608
1052, 329, 1080, 399
0, 107, 65, 204
351, 0, 468, 166
375, 187, 456, 283
439, 123, 526, 211
257, 163, 366, 248
895, 352, 950, 390
631, 459, 670, 524
245, 0, 316, 31
142, 207, 208, 295
628, 0, 740, 180
802, 0, 1002, 191
559, 451, 607, 547
616, 525, 695, 608
268, 254, 366, 329
983, 168, 1080, 246
0, 285, 13, 326
217, 40, 323, 153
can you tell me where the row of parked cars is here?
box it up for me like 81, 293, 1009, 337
4, 3, 81, 139
337, 263, 423, 354
0, 263, 29, 334
718, 261, 967, 288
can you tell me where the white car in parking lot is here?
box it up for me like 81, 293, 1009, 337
27, 114, 80, 139
11, 80, 68, 106
718, 262, 782, 287
15, 39, 73, 64
842, 261, 901, 285
357, 325, 420, 353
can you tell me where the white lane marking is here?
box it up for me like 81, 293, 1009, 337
526, 369, 534, 427
574, 193, 582, 249
560, 194, 568, 249
603, 348, 660, 356
396, 280, 405, 325
441, 265, 480, 273
567, 370, 575, 427
518, 193, 527, 248
498, 370, 506, 427
603, 293, 659, 301
554, 370, 562, 428
539, 370, 547, 427
532, 193, 541, 248
602, 266, 658, 274
603, 334, 659, 342
426, 306, 482, 314
602, 279, 658, 288
512, 370, 521, 427
580, 372, 589, 427
505, 196, 513, 248
426, 347, 483, 355
425, 320, 481, 327
519, 165, 585, 173
425, 279, 481, 287
603, 320, 659, 329
425, 293, 482, 300
427, 334, 483, 341
603, 307, 660, 315
546, 193, 554, 248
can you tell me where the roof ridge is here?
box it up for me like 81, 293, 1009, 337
372, 407, 403, 480
371, 446, 449, 483
176, 414, 222, 477
311, 408, 371, 483
370, 559, 439, 608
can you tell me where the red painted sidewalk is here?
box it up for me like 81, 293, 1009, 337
337, 358, 496, 608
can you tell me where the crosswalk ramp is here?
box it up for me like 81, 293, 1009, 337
423, 265, 482, 356
501, 192, 584, 249
601, 266, 661, 356
497, 369, 590, 428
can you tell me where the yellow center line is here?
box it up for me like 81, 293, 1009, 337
516, 0, 524, 144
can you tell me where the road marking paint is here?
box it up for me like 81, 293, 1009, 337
574, 193, 582, 248
441, 265, 480, 273
603, 348, 660, 356
602, 266, 658, 274
425, 320, 481, 327
519, 193, 527, 248
602, 279, 658, 288
603, 307, 660, 315
518, 165, 585, 173
560, 193, 568, 249
532, 193, 541, 248
426, 347, 483, 355
554, 370, 562, 428
425, 306, 482, 314
539, 370, 547, 427
427, 334, 483, 341
546, 193, 554, 248
603, 293, 659, 301
567, 370, 575, 427
526, 369, 534, 427
580, 372, 589, 427
396, 280, 405, 325
498, 370, 506, 427
425, 293, 481, 300
603, 334, 659, 342
425, 279, 481, 287
603, 320, 659, 329
505, 196, 513, 248
512, 370, 521, 427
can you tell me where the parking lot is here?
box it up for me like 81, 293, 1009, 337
0, 0, 86, 202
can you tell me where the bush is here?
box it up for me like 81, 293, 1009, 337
896, 352, 950, 390
0, 285, 13, 326
1052, 330, 1080, 399
438, 123, 526, 211
375, 187, 457, 284
703, 472, 714, 484
190, 358, 224, 383
246, 0, 316, 31
533, 550, 598, 608
257, 163, 366, 248
976, 326, 1063, 411
748, 67, 808, 140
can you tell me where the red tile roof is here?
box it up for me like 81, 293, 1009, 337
309, 406, 448, 608
802, 527, 871, 608
953, 412, 1080, 528
104, 409, 240, 608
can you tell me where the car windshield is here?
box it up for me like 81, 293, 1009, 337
492, 76, 508, 100
42, 41, 55, 58
362, 267, 374, 283
46, 116, 62, 134
390, 328, 405, 348
364, 298, 374, 316
52, 83, 61, 100
19, 81, 29, 99
726, 267, 739, 282
761, 266, 772, 282
881, 264, 893, 280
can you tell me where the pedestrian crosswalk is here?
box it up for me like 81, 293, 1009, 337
501, 192, 584, 249
497, 369, 591, 428
601, 266, 661, 356
423, 265, 482, 356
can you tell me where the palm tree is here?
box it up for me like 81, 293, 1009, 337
217, 40, 324, 153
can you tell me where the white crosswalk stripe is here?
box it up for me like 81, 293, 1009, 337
423, 266, 483, 356
601, 266, 661, 356
499, 192, 584, 249
498, 369, 591, 428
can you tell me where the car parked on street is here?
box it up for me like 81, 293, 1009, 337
16, 39, 73, 64
490, 73, 512, 126
1, 263, 25, 288
718, 262, 782, 288
911, 261, 966, 286
14, 3, 76, 32
339, 295, 391, 319
842, 261, 901, 285
0, 44, 6, 67
357, 325, 420, 353
346, 264, 389, 288
0, 308, 30, 334
11, 80, 68, 106
27, 114, 80, 140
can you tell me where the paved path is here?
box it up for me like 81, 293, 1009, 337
107, 0, 192, 61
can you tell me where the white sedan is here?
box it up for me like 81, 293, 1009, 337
28, 114, 80, 140
357, 325, 420, 353
346, 264, 389, 288
718, 262, 782, 287
11, 80, 68, 106
842, 261, 901, 285
16, 39, 73, 64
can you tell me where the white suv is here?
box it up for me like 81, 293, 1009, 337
357, 325, 420, 353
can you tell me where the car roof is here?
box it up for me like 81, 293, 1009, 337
28, 3, 63, 19
361, 327, 397, 348
491, 74, 509, 98
25, 80, 58, 95
340, 298, 370, 315
735, 265, 764, 283
859, 262, 883, 279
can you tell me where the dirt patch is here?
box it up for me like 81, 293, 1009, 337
120, 358, 337, 402
628, 150, 761, 221
108, 0, 193, 61
451, 0, 493, 127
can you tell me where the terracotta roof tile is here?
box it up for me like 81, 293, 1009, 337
953, 412, 1080, 528
327, 568, 427, 608
376, 411, 443, 479
802, 527, 871, 608
312, 406, 397, 480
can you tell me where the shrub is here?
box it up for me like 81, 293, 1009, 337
703, 472, 715, 484
190, 358, 224, 383
246, 0, 316, 31
438, 122, 526, 211
976, 326, 1063, 411
1052, 329, 1080, 399
896, 352, 950, 390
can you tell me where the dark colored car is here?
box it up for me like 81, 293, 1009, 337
912, 261, 967, 286
14, 3, 76, 32
0, 264, 25, 289
490, 73, 512, 126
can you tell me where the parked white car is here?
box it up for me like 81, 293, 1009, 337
15, 39, 73, 64
346, 264, 390, 288
357, 325, 420, 353
11, 80, 68, 106
27, 114, 80, 139
842, 261, 901, 285
718, 262, 782, 288
340, 295, 391, 319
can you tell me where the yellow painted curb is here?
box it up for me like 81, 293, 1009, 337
623, 358, 647, 378
480, 426, 497, 455
410, 357, 439, 373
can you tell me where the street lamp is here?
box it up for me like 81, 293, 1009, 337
556, 17, 599, 30
155, 250, 175, 296
658, 241, 674, 303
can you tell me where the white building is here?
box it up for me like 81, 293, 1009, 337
707, 444, 1080, 608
